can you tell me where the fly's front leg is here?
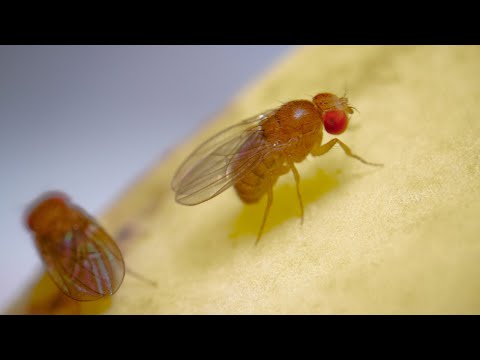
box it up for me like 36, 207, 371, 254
311, 138, 383, 167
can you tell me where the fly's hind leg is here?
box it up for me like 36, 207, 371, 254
288, 161, 304, 224
312, 138, 383, 167
256, 184, 273, 245
125, 266, 157, 287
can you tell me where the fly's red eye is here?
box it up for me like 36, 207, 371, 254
323, 110, 348, 135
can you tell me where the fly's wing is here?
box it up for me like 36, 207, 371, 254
38, 217, 125, 301
171, 110, 276, 205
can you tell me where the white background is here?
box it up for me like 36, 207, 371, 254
0, 45, 292, 311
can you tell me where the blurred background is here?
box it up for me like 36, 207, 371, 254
0, 45, 292, 311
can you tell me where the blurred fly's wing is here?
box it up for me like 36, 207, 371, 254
39, 220, 125, 301
172, 110, 275, 205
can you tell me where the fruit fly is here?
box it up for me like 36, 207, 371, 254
25, 192, 125, 301
172, 92, 382, 244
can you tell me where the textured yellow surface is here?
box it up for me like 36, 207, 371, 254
11, 45, 480, 314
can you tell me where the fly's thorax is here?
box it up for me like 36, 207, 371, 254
264, 100, 322, 138
26, 196, 73, 235
261, 100, 323, 159
29, 198, 90, 250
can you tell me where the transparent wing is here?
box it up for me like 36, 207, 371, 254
40, 218, 125, 301
171, 110, 276, 205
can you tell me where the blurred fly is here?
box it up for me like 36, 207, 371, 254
25, 192, 125, 301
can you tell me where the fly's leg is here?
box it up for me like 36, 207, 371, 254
288, 161, 304, 224
256, 184, 273, 245
125, 266, 157, 287
311, 138, 383, 167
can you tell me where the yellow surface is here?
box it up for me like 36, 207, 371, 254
10, 45, 480, 314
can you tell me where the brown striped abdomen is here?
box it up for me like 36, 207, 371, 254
234, 152, 288, 203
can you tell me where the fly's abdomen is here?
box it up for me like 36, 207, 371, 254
234, 153, 287, 203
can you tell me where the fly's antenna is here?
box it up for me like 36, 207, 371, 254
125, 266, 157, 287
341, 82, 360, 115
350, 106, 361, 115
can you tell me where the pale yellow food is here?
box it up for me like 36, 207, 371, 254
9, 45, 480, 314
